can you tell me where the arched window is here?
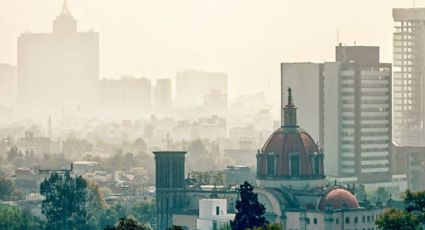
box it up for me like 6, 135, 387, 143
289, 153, 300, 176
267, 153, 276, 176
310, 153, 320, 176
314, 155, 320, 175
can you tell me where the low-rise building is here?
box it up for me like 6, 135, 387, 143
196, 199, 235, 230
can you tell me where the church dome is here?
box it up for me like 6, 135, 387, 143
318, 188, 360, 210
256, 88, 324, 180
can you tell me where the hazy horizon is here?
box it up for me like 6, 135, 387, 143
0, 0, 422, 101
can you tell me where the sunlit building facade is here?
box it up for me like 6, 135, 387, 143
393, 8, 425, 146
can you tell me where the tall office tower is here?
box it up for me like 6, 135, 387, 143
176, 70, 228, 108
18, 0, 99, 113
154, 78, 172, 110
393, 9, 425, 146
154, 151, 186, 230
281, 45, 392, 183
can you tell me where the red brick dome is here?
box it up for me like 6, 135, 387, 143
256, 127, 324, 179
318, 188, 360, 210
256, 88, 324, 180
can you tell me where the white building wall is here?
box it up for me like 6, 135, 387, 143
197, 199, 234, 230
323, 63, 341, 177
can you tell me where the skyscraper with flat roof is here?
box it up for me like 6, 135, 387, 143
154, 78, 172, 110
393, 8, 425, 146
281, 45, 392, 183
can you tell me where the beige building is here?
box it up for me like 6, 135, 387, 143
17, 0, 99, 114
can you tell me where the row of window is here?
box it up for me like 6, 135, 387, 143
303, 214, 378, 225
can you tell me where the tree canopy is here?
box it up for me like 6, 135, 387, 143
231, 181, 267, 230
40, 171, 90, 230
0, 204, 45, 230
376, 189, 425, 229
104, 216, 153, 230
0, 176, 20, 201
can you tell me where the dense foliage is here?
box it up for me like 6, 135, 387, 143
376, 189, 425, 229
0, 204, 45, 230
0, 176, 21, 201
40, 171, 90, 230
231, 181, 267, 230
355, 184, 389, 203
88, 203, 156, 229
104, 216, 153, 230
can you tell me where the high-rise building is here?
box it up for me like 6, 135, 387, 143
176, 70, 228, 108
392, 8, 425, 146
153, 78, 172, 110
98, 76, 152, 116
17, 0, 99, 113
281, 45, 392, 183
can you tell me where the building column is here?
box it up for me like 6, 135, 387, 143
324, 206, 334, 230
299, 208, 307, 230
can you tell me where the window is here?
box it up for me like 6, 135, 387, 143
267, 153, 276, 176
314, 156, 320, 175
354, 216, 358, 223
345, 217, 350, 224
290, 153, 300, 176
314, 218, 317, 224
306, 218, 310, 224
216, 206, 220, 215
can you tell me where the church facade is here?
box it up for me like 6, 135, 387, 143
254, 88, 383, 230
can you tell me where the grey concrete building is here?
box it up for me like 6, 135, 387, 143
281, 45, 392, 183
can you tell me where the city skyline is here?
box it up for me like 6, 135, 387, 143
1, 0, 422, 102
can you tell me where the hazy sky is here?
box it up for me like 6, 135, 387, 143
0, 0, 421, 103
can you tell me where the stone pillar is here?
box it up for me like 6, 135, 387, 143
324, 204, 334, 230
299, 208, 307, 230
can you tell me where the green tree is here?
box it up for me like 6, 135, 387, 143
0, 177, 20, 201
0, 204, 45, 230
231, 181, 267, 230
375, 208, 419, 230
373, 187, 390, 203
104, 216, 153, 230
355, 184, 366, 201
404, 189, 425, 223
376, 190, 425, 229
40, 171, 90, 230
128, 202, 155, 225
88, 208, 119, 230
